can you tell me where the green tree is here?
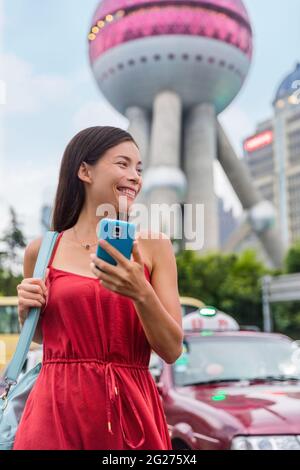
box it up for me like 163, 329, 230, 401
0, 206, 27, 296
176, 248, 270, 331
285, 239, 300, 273
271, 239, 300, 339
219, 250, 270, 329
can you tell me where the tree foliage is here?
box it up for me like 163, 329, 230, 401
176, 243, 300, 338
0, 207, 26, 296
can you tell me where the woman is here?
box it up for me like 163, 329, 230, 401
13, 126, 183, 450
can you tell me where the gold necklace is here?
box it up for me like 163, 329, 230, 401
72, 226, 98, 251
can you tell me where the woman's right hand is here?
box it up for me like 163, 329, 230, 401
17, 271, 49, 327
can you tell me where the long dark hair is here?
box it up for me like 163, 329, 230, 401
50, 126, 138, 232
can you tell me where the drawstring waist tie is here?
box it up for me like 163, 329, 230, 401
43, 358, 149, 449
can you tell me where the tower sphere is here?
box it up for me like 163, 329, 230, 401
89, 0, 253, 115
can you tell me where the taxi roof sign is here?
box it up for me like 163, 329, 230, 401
183, 308, 239, 332
199, 306, 217, 317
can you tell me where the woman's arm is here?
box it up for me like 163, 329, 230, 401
133, 233, 183, 364
21, 238, 44, 344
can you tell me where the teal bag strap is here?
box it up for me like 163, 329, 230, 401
3, 231, 59, 387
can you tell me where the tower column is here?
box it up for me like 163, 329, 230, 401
125, 106, 150, 172
125, 106, 151, 206
149, 90, 181, 167
143, 91, 186, 238
184, 103, 219, 252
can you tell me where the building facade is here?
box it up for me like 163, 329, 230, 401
244, 63, 300, 248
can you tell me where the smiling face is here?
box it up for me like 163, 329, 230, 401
79, 140, 143, 216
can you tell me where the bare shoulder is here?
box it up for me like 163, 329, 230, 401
23, 237, 43, 277
25, 237, 43, 261
136, 230, 174, 271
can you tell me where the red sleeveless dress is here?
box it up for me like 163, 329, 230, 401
13, 231, 172, 450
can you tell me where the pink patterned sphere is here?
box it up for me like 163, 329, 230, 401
88, 0, 253, 114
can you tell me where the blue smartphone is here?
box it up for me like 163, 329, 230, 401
96, 218, 136, 266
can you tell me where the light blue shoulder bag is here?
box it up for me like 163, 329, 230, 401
0, 231, 59, 450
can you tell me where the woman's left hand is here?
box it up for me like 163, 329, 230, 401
89, 239, 151, 302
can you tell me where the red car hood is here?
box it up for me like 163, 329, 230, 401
179, 382, 300, 434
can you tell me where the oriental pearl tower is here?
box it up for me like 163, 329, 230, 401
88, 0, 284, 267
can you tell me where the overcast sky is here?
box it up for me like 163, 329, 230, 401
0, 0, 300, 240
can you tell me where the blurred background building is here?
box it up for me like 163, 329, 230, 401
243, 63, 300, 249
40, 186, 55, 234
219, 63, 300, 268
218, 197, 238, 247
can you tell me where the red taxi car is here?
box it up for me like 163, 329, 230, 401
150, 307, 300, 450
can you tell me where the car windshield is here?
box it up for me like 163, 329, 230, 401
173, 336, 300, 387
